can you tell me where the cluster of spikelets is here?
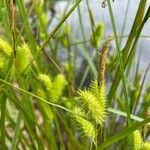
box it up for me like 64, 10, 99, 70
73, 80, 107, 140
38, 74, 67, 103
0, 38, 31, 77
90, 22, 105, 48
128, 130, 150, 150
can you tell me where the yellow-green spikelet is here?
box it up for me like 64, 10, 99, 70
15, 44, 31, 75
79, 85, 107, 126
128, 130, 143, 150
140, 142, 150, 150
38, 74, 52, 92
74, 107, 96, 139
0, 38, 12, 57
50, 74, 67, 102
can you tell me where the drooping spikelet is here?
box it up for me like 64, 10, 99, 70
38, 74, 52, 92
0, 38, 12, 57
74, 107, 96, 139
50, 74, 67, 103
128, 130, 143, 150
15, 44, 31, 75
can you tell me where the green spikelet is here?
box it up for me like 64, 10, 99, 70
90, 22, 105, 48
50, 74, 67, 103
38, 74, 67, 103
140, 142, 150, 150
38, 74, 52, 92
128, 130, 143, 150
74, 107, 96, 139
0, 55, 7, 77
0, 38, 12, 57
0, 55, 6, 70
91, 80, 107, 103
15, 44, 31, 75
79, 82, 107, 125
0, 57, 4, 69
95, 22, 105, 38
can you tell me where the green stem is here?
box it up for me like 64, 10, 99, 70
12, 112, 22, 150
40, 0, 82, 52
0, 78, 74, 114
107, 0, 131, 126
77, 4, 87, 48
1, 95, 7, 149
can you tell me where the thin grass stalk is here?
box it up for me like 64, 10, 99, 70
107, 0, 131, 126
0, 95, 7, 149
108, 0, 147, 101
12, 112, 22, 149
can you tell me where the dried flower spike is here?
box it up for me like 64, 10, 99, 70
9, 0, 15, 32
98, 36, 112, 88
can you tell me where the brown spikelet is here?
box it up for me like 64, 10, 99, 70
9, 0, 15, 32
98, 36, 112, 88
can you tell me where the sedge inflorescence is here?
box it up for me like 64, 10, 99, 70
73, 36, 111, 140
128, 130, 150, 150
38, 73, 67, 103
0, 38, 31, 77
74, 80, 107, 140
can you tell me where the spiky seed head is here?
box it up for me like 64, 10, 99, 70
50, 74, 67, 103
140, 142, 150, 150
128, 130, 143, 150
79, 89, 107, 125
15, 44, 31, 75
38, 74, 52, 92
74, 107, 96, 139
0, 38, 12, 57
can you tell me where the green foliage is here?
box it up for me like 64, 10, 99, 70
0, 0, 149, 149
58, 23, 72, 47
